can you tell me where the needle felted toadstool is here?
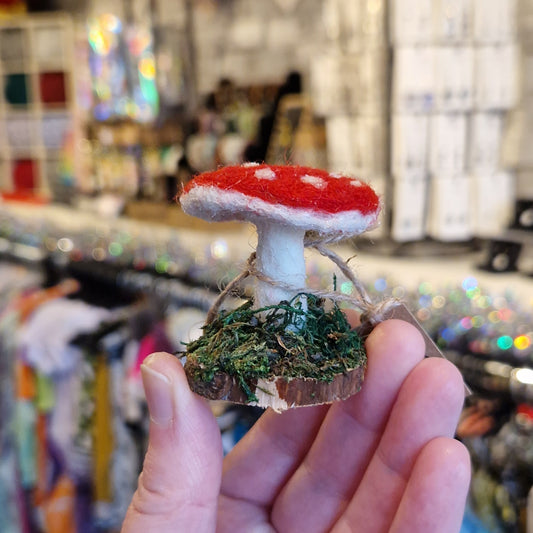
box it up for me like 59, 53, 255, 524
179, 163, 381, 411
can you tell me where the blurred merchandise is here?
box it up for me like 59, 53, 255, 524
0, 13, 75, 200
87, 13, 158, 123
311, 0, 388, 183
390, 0, 518, 244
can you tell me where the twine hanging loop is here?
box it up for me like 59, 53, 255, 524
205, 236, 400, 326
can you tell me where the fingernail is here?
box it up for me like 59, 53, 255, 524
141, 363, 174, 428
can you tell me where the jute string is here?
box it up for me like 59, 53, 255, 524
206, 235, 401, 325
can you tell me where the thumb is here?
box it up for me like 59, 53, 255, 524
122, 352, 223, 533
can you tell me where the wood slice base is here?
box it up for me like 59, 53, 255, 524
184, 362, 366, 412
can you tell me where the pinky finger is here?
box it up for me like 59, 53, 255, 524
389, 437, 471, 533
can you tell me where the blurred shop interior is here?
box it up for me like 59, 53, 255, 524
0, 0, 533, 531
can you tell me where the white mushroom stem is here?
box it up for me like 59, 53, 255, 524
254, 221, 306, 310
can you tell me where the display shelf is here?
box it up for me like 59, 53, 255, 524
123, 200, 248, 233
0, 13, 75, 199
2, 200, 532, 309
389, 1, 519, 244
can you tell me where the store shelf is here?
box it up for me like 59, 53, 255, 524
0, 13, 75, 198
123, 200, 250, 233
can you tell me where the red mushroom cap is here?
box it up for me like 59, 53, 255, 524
180, 164, 380, 237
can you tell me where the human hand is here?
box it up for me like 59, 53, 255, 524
122, 319, 470, 533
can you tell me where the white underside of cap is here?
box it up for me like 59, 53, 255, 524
181, 185, 379, 236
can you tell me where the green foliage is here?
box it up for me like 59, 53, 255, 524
185, 294, 366, 401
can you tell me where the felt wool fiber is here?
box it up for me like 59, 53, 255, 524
180, 164, 380, 237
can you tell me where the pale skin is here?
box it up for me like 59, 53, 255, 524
122, 319, 471, 533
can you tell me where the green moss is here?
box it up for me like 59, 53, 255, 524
184, 294, 366, 402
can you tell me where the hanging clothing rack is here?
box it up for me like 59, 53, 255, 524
0, 234, 220, 311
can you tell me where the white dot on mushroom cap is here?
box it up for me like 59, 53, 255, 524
329, 172, 343, 178
242, 162, 260, 167
255, 167, 277, 180
350, 179, 362, 187
301, 174, 327, 189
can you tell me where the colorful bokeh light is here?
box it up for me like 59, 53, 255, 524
460, 316, 473, 330
488, 310, 501, 324
432, 295, 446, 309
471, 315, 484, 328
416, 308, 431, 321
496, 335, 513, 350
514, 335, 531, 350
498, 308, 514, 322
139, 54, 156, 80
108, 242, 123, 257
466, 287, 481, 300
418, 281, 433, 295
441, 327, 456, 343
88, 28, 112, 55
155, 257, 169, 274
100, 13, 122, 33
462, 276, 478, 291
